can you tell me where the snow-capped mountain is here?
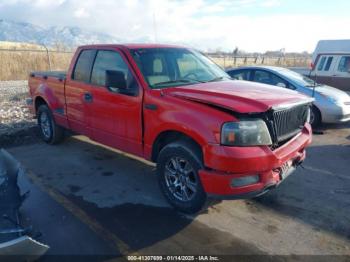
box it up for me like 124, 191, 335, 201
0, 19, 121, 48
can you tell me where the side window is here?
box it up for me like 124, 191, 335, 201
72, 50, 96, 82
270, 74, 289, 88
324, 56, 333, 71
337, 56, 350, 72
91, 50, 137, 89
317, 56, 326, 71
228, 70, 250, 80
253, 70, 289, 88
253, 70, 271, 84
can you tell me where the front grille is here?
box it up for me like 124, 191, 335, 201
271, 104, 309, 143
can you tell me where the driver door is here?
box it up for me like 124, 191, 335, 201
88, 49, 143, 156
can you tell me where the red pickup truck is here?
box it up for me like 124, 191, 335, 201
28, 44, 313, 213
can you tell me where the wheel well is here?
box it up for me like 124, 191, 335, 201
35, 97, 47, 114
151, 131, 203, 163
312, 104, 322, 121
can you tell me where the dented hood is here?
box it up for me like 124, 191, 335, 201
164, 80, 311, 113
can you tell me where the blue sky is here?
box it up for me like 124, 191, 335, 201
0, 0, 349, 52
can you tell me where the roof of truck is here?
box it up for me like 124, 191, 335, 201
78, 43, 188, 50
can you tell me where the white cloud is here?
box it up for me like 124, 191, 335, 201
0, 0, 348, 52
260, 0, 281, 7
74, 7, 90, 18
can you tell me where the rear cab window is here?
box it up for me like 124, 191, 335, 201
72, 50, 96, 82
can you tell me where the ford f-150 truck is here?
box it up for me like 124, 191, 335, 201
28, 44, 313, 213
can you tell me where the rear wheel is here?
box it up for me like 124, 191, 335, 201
310, 105, 321, 127
157, 140, 207, 214
37, 105, 64, 144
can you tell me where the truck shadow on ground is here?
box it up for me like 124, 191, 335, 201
9, 134, 350, 253
253, 143, 350, 241
18, 136, 263, 255
66, 194, 260, 254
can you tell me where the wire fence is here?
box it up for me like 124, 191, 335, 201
0, 48, 73, 81
208, 54, 311, 69
0, 48, 312, 81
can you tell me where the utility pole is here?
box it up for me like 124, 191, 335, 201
153, 12, 158, 43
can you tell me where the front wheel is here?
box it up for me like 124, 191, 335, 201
310, 105, 321, 127
157, 140, 207, 214
37, 105, 64, 144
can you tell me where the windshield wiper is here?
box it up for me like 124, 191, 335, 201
152, 78, 204, 87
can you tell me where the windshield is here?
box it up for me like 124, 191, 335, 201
130, 48, 230, 88
278, 68, 317, 87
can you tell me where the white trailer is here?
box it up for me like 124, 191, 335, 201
309, 39, 350, 91
312, 39, 350, 62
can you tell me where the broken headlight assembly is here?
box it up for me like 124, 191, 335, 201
221, 119, 272, 146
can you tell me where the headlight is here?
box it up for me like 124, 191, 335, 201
319, 93, 339, 104
221, 119, 272, 146
327, 96, 338, 103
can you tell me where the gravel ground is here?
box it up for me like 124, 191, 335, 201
0, 80, 38, 146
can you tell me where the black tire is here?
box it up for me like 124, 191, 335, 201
37, 104, 64, 144
310, 105, 321, 128
157, 140, 207, 214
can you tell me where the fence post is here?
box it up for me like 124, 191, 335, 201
42, 44, 51, 71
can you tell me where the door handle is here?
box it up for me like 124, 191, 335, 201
84, 93, 93, 103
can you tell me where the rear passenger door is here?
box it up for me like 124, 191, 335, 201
65, 49, 96, 136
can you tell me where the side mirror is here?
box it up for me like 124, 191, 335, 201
106, 70, 127, 90
105, 70, 137, 96
276, 82, 286, 88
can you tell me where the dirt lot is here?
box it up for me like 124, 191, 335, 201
1, 119, 349, 259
